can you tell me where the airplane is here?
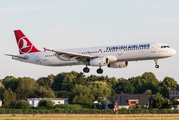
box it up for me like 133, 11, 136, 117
6, 30, 176, 74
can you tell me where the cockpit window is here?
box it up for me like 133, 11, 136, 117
161, 45, 170, 48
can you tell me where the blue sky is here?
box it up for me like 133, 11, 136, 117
0, 0, 178, 82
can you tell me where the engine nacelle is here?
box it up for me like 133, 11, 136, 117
106, 55, 117, 63
89, 57, 108, 66
107, 61, 128, 68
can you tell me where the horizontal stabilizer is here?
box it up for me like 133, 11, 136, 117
5, 54, 29, 59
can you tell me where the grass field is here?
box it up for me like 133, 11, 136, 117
0, 114, 179, 120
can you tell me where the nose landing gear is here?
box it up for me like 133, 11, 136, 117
154, 59, 159, 68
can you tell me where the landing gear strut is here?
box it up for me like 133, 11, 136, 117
154, 59, 159, 68
97, 67, 103, 74
83, 66, 90, 73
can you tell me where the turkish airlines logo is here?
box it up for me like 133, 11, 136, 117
18, 37, 33, 53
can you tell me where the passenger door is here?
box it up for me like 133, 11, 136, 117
118, 48, 122, 55
35, 54, 39, 62
151, 43, 156, 53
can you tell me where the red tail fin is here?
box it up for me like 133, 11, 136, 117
14, 30, 41, 54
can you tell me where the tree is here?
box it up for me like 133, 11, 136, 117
2, 89, 11, 107
115, 78, 135, 94
7, 78, 22, 92
128, 72, 159, 94
106, 77, 117, 96
139, 82, 159, 94
38, 99, 54, 109
15, 100, 30, 109
17, 77, 38, 91
15, 77, 38, 100
0, 81, 5, 89
150, 92, 165, 109
96, 97, 108, 109
51, 71, 77, 91
141, 72, 159, 87
177, 85, 179, 91
36, 86, 55, 98
106, 77, 117, 88
36, 74, 54, 89
87, 75, 99, 82
2, 76, 15, 89
87, 81, 111, 98
15, 88, 36, 100
128, 76, 142, 93
143, 89, 152, 95
172, 99, 179, 106
68, 85, 95, 108
75, 72, 87, 86
162, 98, 171, 109
0, 80, 5, 100
0, 88, 5, 100
3, 88, 16, 108
159, 77, 178, 98
55, 91, 68, 98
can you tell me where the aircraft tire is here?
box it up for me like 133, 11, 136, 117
97, 68, 103, 74
155, 65, 159, 68
83, 67, 90, 73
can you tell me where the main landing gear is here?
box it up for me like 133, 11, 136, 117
83, 66, 90, 73
154, 59, 159, 68
83, 66, 103, 74
97, 67, 103, 74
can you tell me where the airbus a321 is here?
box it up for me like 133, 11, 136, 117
6, 30, 176, 74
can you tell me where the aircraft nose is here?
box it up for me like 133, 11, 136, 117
171, 49, 176, 56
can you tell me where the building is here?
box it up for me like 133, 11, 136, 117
108, 93, 152, 109
169, 90, 179, 109
169, 90, 179, 102
27, 98, 68, 107
93, 96, 112, 109
0, 99, 2, 107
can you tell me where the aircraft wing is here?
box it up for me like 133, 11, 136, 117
5, 54, 29, 59
45, 48, 97, 63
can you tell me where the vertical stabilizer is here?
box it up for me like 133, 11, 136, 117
14, 30, 41, 54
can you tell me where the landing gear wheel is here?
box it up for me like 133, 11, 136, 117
155, 65, 159, 68
97, 68, 103, 74
154, 59, 159, 69
83, 67, 90, 73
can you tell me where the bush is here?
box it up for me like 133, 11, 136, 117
52, 104, 86, 110
15, 100, 30, 109
108, 104, 113, 109
38, 99, 54, 109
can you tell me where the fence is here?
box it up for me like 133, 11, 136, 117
0, 109, 179, 114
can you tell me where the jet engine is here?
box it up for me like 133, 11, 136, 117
89, 57, 108, 66
106, 55, 117, 63
107, 61, 128, 68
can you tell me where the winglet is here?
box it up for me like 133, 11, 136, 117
43, 47, 48, 52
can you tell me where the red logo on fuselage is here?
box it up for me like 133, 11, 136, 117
18, 37, 33, 53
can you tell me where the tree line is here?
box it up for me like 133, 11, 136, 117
0, 71, 178, 109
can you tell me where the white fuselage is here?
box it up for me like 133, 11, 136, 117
12, 42, 176, 67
